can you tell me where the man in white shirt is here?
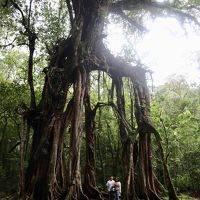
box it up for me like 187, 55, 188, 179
106, 176, 115, 200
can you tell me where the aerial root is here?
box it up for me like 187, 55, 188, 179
82, 185, 104, 200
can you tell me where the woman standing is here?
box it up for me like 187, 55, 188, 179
114, 177, 121, 200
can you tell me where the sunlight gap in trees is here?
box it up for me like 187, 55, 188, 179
106, 16, 200, 86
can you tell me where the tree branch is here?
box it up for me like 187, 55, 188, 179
149, 2, 200, 27
27, 0, 34, 30
111, 1, 200, 27
0, 38, 16, 48
8, 141, 21, 153
66, 0, 74, 29
10, 0, 37, 108
10, 0, 29, 33
91, 101, 136, 136
110, 5, 148, 32
92, 42, 147, 86
119, 10, 148, 32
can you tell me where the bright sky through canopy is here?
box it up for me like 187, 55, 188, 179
106, 17, 200, 86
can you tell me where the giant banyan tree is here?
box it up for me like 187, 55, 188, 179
3, 0, 188, 199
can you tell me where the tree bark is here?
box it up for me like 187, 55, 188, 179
115, 76, 138, 200
25, 35, 76, 199
66, 68, 88, 200
153, 130, 178, 200
83, 73, 102, 199
132, 71, 160, 200
21, 0, 174, 199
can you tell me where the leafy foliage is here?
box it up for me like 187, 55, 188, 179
0, 0, 200, 199
151, 76, 200, 192
0, 79, 30, 194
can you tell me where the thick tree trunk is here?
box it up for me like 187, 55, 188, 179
65, 68, 88, 200
23, 0, 167, 199
25, 35, 76, 199
131, 69, 177, 200
82, 73, 102, 199
83, 73, 96, 189
25, 117, 66, 199
115, 76, 138, 200
132, 71, 160, 200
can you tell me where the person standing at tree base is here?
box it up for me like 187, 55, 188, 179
106, 176, 115, 200
113, 177, 121, 200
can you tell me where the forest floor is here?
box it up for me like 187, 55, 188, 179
1, 192, 200, 200
159, 192, 200, 200
185, 191, 200, 200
